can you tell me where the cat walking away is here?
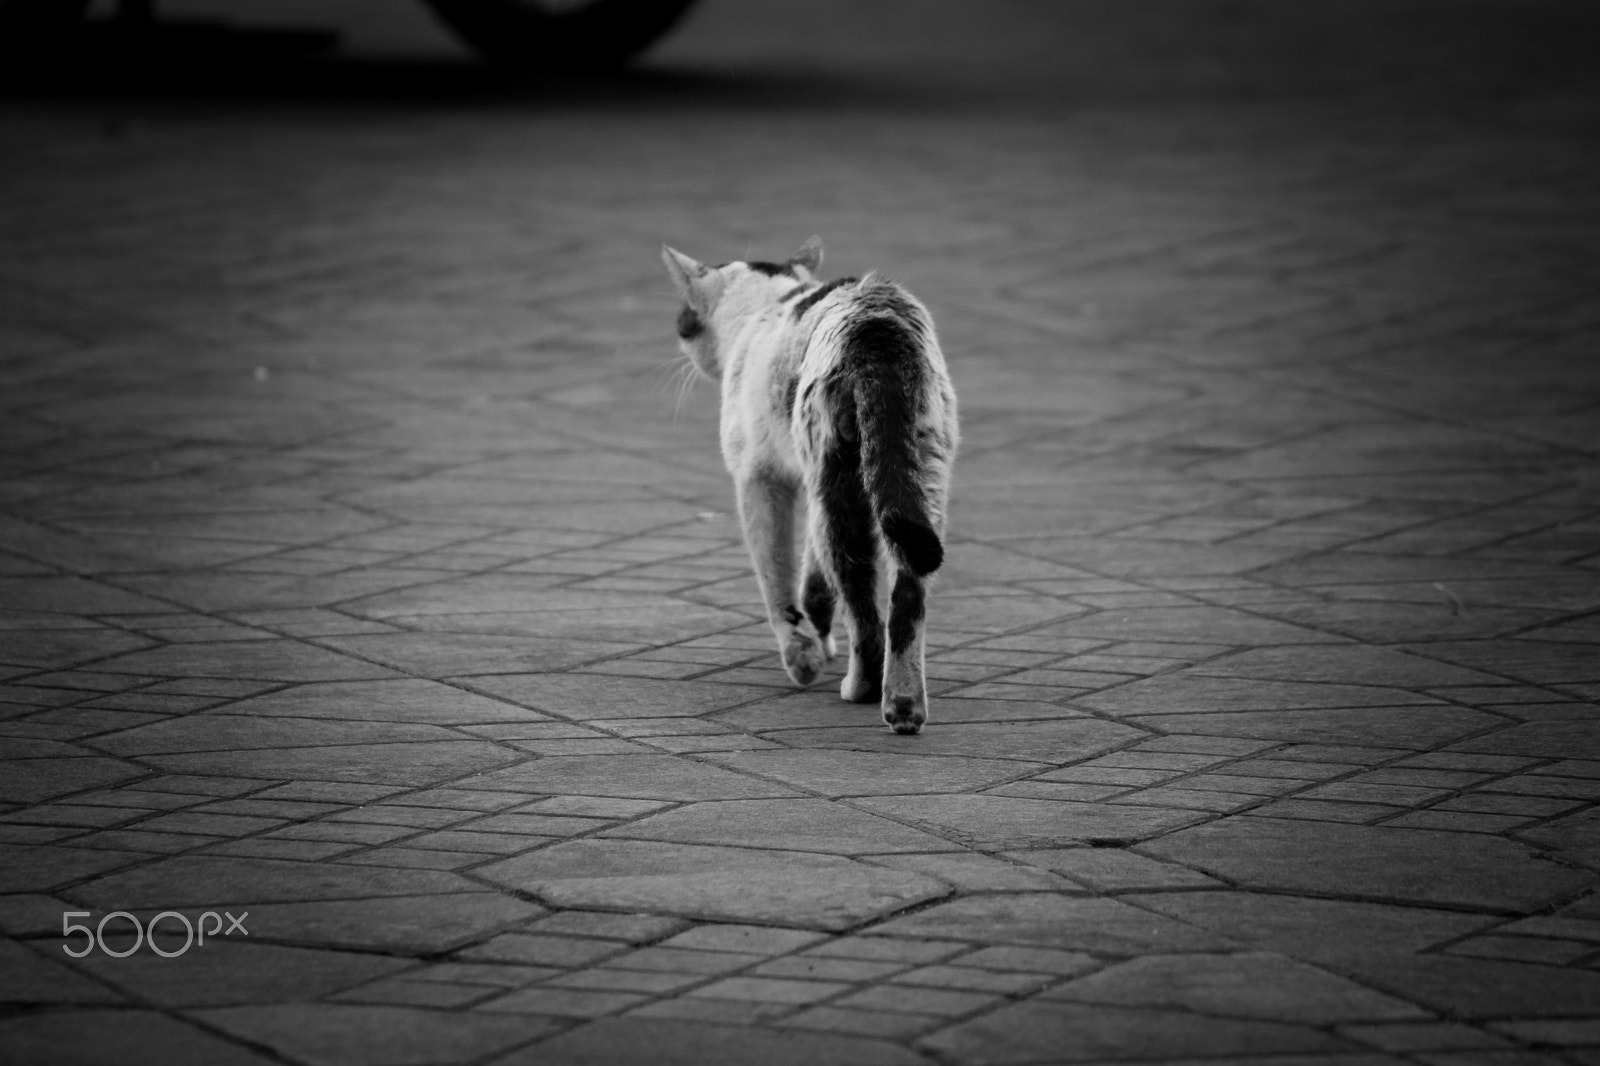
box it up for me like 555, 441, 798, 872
661, 237, 958, 734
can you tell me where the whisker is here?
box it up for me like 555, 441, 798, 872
673, 361, 699, 420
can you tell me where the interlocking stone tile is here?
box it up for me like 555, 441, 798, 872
1006, 847, 1223, 891
1450, 720, 1600, 761
1144, 817, 1593, 911
142, 740, 522, 787
218, 680, 551, 725
1046, 951, 1426, 1023
1336, 955, 1600, 1020
603, 798, 962, 855
195, 1004, 559, 1066
67, 940, 413, 1007
465, 675, 778, 721
73, 854, 485, 908
0, 842, 151, 893
491, 1017, 932, 1066
919, 1000, 1349, 1064
1190, 645, 1506, 686
873, 893, 1235, 954
758, 718, 1146, 763
1128, 892, 1501, 964
855, 794, 1203, 850
478, 839, 948, 930
240, 894, 546, 952
463, 753, 800, 800
1080, 675, 1445, 715
0, 1010, 280, 1065
1029, 604, 1348, 644
91, 640, 399, 682
316, 633, 630, 677
0, 937, 124, 1005
0, 755, 148, 803
1121, 705, 1505, 748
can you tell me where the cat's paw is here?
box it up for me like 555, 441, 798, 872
782, 631, 826, 687
840, 665, 881, 704
882, 693, 927, 735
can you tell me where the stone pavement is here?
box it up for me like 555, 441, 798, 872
2, 0, 1599, 1062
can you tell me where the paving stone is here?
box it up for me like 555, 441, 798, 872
767, 718, 1150, 765
1006, 847, 1223, 890
854, 794, 1203, 850
318, 633, 629, 677
194, 1003, 559, 1066
1080, 675, 1445, 715
803, 938, 969, 964
603, 798, 961, 855
0, 841, 151, 893
92, 640, 398, 682
1128, 892, 1499, 963
1451, 720, 1600, 762
234, 894, 546, 953
491, 1017, 932, 1066
218, 679, 550, 725
523, 912, 689, 943
1336, 955, 1600, 1020
1122, 706, 1506, 748
460, 675, 775, 720
478, 839, 948, 931
919, 1000, 1350, 1064
139, 740, 522, 787
67, 939, 413, 1007
457, 933, 626, 967
0, 755, 149, 804
873, 893, 1236, 953
0, 1010, 280, 1065
780, 1006, 944, 1040
477, 985, 647, 1016
864, 852, 1070, 892
1045, 951, 1426, 1023
702, 748, 1039, 796
1338, 1021, 1514, 1052
463, 754, 801, 801
1145, 817, 1595, 911
0, 937, 124, 1005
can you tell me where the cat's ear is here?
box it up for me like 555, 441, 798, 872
790, 235, 824, 273
661, 245, 717, 310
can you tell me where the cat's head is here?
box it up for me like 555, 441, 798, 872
659, 236, 824, 381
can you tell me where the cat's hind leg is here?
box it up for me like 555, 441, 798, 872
736, 472, 825, 686
810, 447, 883, 704
882, 567, 930, 734
800, 549, 838, 661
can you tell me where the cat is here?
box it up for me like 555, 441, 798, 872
661, 236, 958, 734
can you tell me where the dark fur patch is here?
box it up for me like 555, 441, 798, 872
802, 569, 834, 642
783, 605, 804, 627
746, 260, 794, 277
676, 306, 704, 340
783, 375, 799, 419
882, 514, 944, 576
780, 283, 812, 303
888, 571, 924, 654
793, 277, 857, 320
819, 439, 883, 683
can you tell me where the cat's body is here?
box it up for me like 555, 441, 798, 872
661, 237, 958, 733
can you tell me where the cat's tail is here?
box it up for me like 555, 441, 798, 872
848, 317, 947, 579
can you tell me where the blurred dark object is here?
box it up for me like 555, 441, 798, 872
0, 0, 699, 69
420, 0, 698, 68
